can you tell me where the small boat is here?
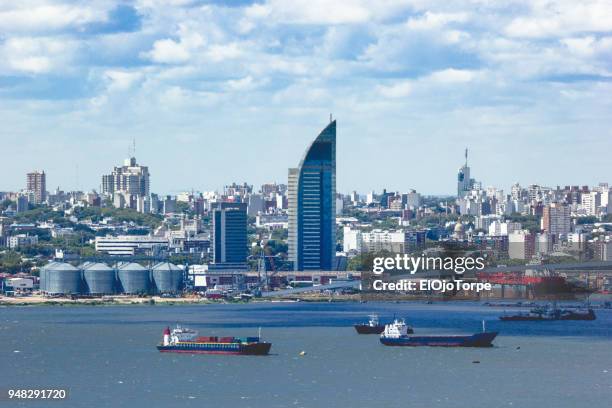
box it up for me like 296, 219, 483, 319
380, 319, 497, 347
157, 326, 271, 355
355, 314, 404, 334
500, 306, 596, 321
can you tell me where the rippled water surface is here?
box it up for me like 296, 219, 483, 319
1, 302, 611, 408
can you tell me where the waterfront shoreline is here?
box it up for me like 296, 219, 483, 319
0, 294, 358, 306
3, 292, 605, 306
0, 293, 481, 306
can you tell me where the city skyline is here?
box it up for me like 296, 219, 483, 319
4, 148, 612, 199
1, 1, 611, 194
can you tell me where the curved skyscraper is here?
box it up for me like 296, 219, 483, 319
288, 120, 336, 271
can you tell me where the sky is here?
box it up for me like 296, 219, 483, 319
0, 0, 611, 196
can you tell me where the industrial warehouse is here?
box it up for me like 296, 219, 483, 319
40, 262, 184, 295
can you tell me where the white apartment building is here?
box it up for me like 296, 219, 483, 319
405, 190, 421, 209
343, 226, 362, 253
343, 227, 424, 254
475, 215, 500, 231
581, 191, 601, 216
8, 234, 38, 249
488, 221, 522, 236
508, 230, 534, 260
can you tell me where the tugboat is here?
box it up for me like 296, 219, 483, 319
380, 319, 498, 347
500, 305, 596, 321
157, 326, 272, 355
355, 315, 410, 334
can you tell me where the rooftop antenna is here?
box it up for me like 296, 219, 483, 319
465, 147, 468, 166
132, 137, 136, 158
329, 113, 333, 123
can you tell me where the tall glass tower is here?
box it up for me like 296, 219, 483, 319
212, 202, 247, 265
457, 148, 471, 198
288, 120, 336, 271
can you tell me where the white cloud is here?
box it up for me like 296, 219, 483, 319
0, 3, 106, 33
0, 36, 76, 74
105, 70, 144, 91
562, 36, 612, 58
147, 38, 192, 63
406, 12, 469, 30
426, 68, 477, 83
244, 0, 413, 25
377, 81, 412, 98
206, 43, 243, 62
505, 1, 612, 38
144, 24, 205, 64
225, 76, 269, 92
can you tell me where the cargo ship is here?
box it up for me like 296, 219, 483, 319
157, 326, 272, 355
354, 314, 412, 334
500, 305, 596, 321
380, 319, 497, 347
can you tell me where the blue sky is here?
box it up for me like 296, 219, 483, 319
0, 0, 611, 195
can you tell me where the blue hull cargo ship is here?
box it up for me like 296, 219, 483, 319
157, 326, 272, 355
380, 319, 498, 347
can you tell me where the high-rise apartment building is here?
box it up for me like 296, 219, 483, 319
26, 171, 46, 204
288, 120, 336, 271
101, 157, 150, 198
581, 191, 601, 216
541, 203, 571, 236
212, 202, 247, 265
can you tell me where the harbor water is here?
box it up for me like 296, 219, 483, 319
1, 302, 611, 408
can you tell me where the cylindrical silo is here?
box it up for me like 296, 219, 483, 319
83, 263, 115, 295
117, 263, 150, 294
151, 262, 183, 293
40, 261, 56, 292
46, 262, 82, 295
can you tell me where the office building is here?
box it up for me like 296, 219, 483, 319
457, 148, 473, 198
212, 202, 247, 265
288, 120, 336, 271
95, 235, 169, 256
247, 194, 265, 216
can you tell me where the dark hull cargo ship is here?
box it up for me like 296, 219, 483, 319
157, 326, 271, 356
500, 307, 596, 321
379, 319, 498, 348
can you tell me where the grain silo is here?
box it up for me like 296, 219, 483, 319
83, 262, 115, 295
117, 262, 150, 294
40, 261, 57, 292
45, 262, 82, 294
151, 262, 183, 293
